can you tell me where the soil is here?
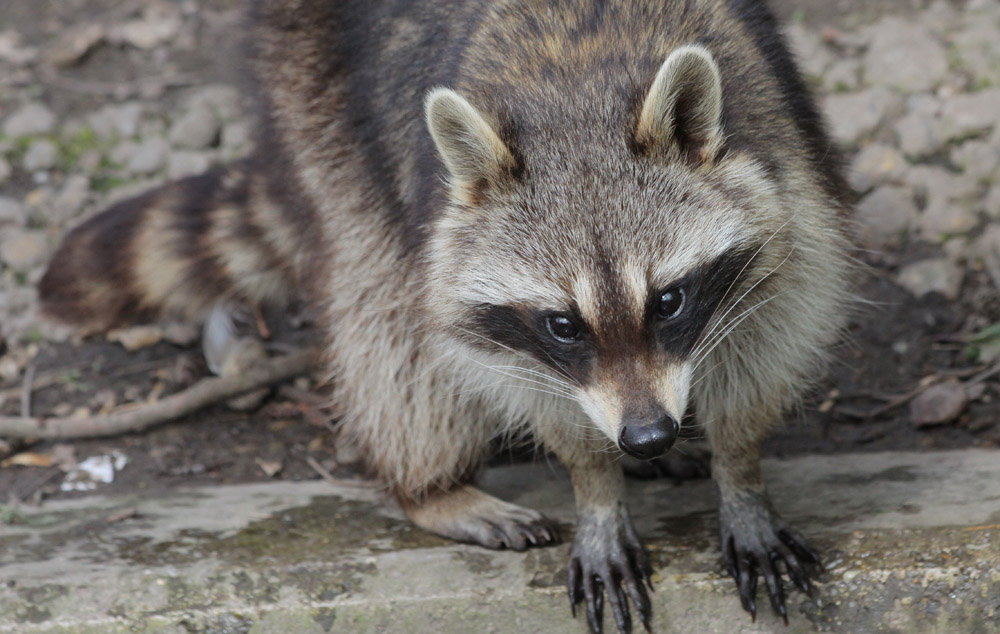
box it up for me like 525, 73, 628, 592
1, 0, 997, 507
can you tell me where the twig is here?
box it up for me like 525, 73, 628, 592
20, 361, 37, 419
0, 350, 316, 441
305, 455, 337, 484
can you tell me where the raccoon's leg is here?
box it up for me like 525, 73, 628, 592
398, 484, 559, 551
535, 425, 653, 634
710, 416, 820, 624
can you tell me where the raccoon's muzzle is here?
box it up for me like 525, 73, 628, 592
618, 411, 679, 459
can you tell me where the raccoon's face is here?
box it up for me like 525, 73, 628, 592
425, 46, 778, 458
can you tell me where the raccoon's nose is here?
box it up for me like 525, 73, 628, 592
618, 414, 679, 460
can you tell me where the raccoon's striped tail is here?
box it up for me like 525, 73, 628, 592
39, 159, 304, 333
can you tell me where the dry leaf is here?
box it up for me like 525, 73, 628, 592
1, 452, 54, 468
107, 325, 164, 351
254, 457, 283, 478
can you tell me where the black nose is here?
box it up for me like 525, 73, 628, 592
618, 414, 679, 459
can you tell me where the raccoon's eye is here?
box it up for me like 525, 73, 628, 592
658, 287, 686, 320
546, 314, 582, 343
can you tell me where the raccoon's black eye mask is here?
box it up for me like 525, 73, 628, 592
460, 245, 760, 382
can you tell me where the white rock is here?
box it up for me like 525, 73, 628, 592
110, 4, 182, 50
126, 137, 170, 175
22, 139, 58, 171
951, 140, 1000, 183
2, 103, 56, 138
863, 17, 949, 92
167, 151, 211, 179
894, 111, 945, 159
0, 231, 49, 272
823, 58, 861, 94
88, 102, 143, 140
49, 175, 91, 225
919, 198, 979, 239
940, 89, 1000, 140
823, 88, 902, 147
168, 105, 220, 150
221, 120, 252, 153
186, 85, 243, 122
896, 258, 964, 300
854, 186, 918, 249
903, 166, 979, 205
0, 197, 22, 227
848, 144, 907, 193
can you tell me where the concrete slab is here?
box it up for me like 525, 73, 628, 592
2, 450, 999, 633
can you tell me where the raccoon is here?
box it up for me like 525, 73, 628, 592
39, 0, 854, 631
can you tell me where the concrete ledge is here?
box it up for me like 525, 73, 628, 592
2, 450, 999, 633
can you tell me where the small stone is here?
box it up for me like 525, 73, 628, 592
110, 4, 182, 50
107, 325, 164, 351
848, 144, 907, 193
823, 58, 861, 94
22, 139, 58, 171
49, 175, 91, 225
940, 89, 1000, 140
88, 102, 143, 140
168, 105, 221, 150
0, 30, 39, 66
126, 137, 170, 175
167, 151, 211, 179
0, 231, 49, 271
47, 22, 106, 67
2, 103, 56, 138
0, 197, 22, 227
920, 198, 979, 239
0, 157, 10, 183
903, 166, 979, 205
910, 380, 968, 427
983, 186, 1000, 220
951, 140, 1000, 183
951, 22, 1000, 89
973, 224, 1000, 290
221, 121, 251, 153
894, 111, 945, 159
854, 186, 919, 249
896, 258, 964, 300
823, 88, 903, 147
863, 17, 949, 92
186, 85, 243, 123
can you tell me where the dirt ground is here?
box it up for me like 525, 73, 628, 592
1, 0, 998, 506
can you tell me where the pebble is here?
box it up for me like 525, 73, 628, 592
919, 198, 979, 239
0, 231, 49, 272
894, 111, 944, 159
848, 144, 907, 193
910, 380, 968, 427
88, 102, 143, 140
950, 140, 1000, 184
896, 258, 964, 300
2, 103, 56, 138
186, 85, 243, 123
0, 197, 23, 227
168, 105, 221, 150
863, 17, 949, 92
221, 120, 252, 154
940, 89, 1000, 141
22, 139, 58, 171
167, 151, 211, 179
823, 88, 902, 147
49, 175, 91, 226
126, 137, 170, 175
854, 185, 918, 249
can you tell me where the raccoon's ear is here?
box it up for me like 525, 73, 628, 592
635, 44, 724, 163
425, 88, 517, 203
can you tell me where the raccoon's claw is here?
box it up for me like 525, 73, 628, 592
568, 505, 653, 634
720, 493, 821, 626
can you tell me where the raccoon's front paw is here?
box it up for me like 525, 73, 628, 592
568, 504, 653, 634
719, 492, 820, 625
401, 484, 560, 551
